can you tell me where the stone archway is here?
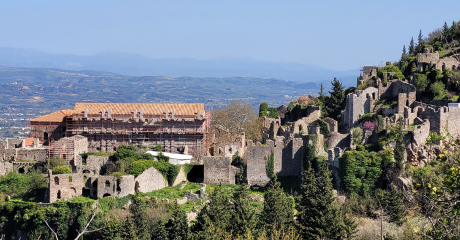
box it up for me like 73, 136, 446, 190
18, 168, 25, 174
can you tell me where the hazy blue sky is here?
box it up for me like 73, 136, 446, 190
1, 0, 459, 71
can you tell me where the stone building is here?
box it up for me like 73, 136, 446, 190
49, 135, 88, 163
30, 103, 208, 159
417, 47, 460, 72
208, 125, 246, 157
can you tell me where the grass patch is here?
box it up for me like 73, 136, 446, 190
141, 182, 201, 200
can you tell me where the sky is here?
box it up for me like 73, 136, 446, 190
1, 0, 460, 71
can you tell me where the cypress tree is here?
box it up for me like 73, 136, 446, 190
130, 196, 151, 240
192, 185, 233, 233
122, 215, 138, 240
384, 188, 406, 225
296, 161, 343, 240
259, 102, 269, 117
167, 203, 189, 240
416, 30, 425, 53
260, 177, 294, 238
153, 220, 169, 240
409, 37, 415, 55
323, 78, 345, 121
401, 45, 408, 61
231, 184, 257, 236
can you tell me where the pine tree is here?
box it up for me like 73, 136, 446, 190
122, 215, 138, 240
323, 78, 345, 121
153, 220, 169, 240
167, 203, 189, 240
130, 196, 151, 240
409, 37, 415, 55
260, 177, 294, 238
231, 184, 257, 236
296, 161, 343, 240
192, 185, 233, 233
443, 22, 449, 33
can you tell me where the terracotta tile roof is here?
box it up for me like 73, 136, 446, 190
30, 109, 73, 123
24, 137, 41, 146
72, 103, 205, 116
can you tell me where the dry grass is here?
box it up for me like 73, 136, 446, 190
354, 217, 429, 240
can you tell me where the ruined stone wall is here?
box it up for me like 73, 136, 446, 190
203, 156, 234, 185
436, 56, 460, 71
6, 139, 23, 149
2, 149, 16, 161
16, 148, 48, 161
48, 173, 85, 203
417, 106, 442, 134
246, 143, 272, 186
417, 51, 439, 64
440, 106, 460, 137
379, 80, 416, 107
343, 87, 378, 130
208, 125, 246, 157
273, 139, 284, 175
78, 155, 111, 174
412, 120, 431, 147
96, 175, 117, 198
134, 167, 167, 193
173, 166, 187, 186
118, 175, 135, 197
322, 117, 338, 133
0, 161, 13, 176
325, 132, 350, 150
404, 106, 420, 127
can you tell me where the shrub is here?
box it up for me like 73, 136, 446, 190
49, 156, 65, 167
128, 160, 179, 186
265, 151, 275, 179
415, 73, 429, 91
113, 145, 141, 161
351, 127, 363, 144
430, 81, 448, 100
52, 166, 72, 174
316, 119, 330, 137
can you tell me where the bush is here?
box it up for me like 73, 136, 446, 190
52, 166, 72, 174
265, 151, 275, 179
113, 145, 141, 161
128, 160, 179, 186
316, 119, 330, 137
415, 73, 429, 91
430, 81, 448, 100
363, 121, 375, 131
351, 127, 363, 144
49, 156, 65, 167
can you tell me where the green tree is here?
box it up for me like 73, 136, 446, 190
122, 215, 138, 239
430, 81, 448, 101
324, 78, 345, 121
409, 37, 415, 55
259, 102, 269, 117
153, 220, 168, 240
416, 30, 425, 53
401, 45, 408, 61
415, 73, 429, 92
260, 177, 294, 237
296, 161, 343, 240
130, 196, 151, 240
231, 184, 257, 236
384, 188, 406, 225
167, 203, 189, 240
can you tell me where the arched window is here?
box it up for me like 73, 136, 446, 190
54, 177, 59, 185
105, 180, 110, 187
57, 190, 61, 199
83, 170, 90, 174
18, 168, 25, 174
70, 187, 76, 197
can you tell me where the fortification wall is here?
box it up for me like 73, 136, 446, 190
343, 87, 378, 130
441, 106, 460, 137
246, 144, 272, 186
417, 52, 439, 64
412, 120, 431, 146
417, 107, 441, 134
203, 156, 234, 185
134, 167, 167, 193
16, 148, 48, 161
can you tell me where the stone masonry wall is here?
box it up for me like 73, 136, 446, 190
134, 167, 167, 193
77, 155, 111, 174
0, 161, 13, 176
118, 175, 135, 197
96, 175, 118, 198
49, 173, 85, 203
16, 148, 48, 161
343, 87, 378, 130
173, 166, 187, 186
203, 156, 234, 185
246, 144, 272, 186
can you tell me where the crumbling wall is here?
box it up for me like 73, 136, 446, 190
440, 106, 460, 137
437, 56, 460, 71
15, 148, 48, 161
48, 173, 85, 203
246, 142, 272, 186
203, 156, 234, 185
0, 161, 13, 176
118, 175, 135, 197
173, 166, 187, 186
208, 125, 245, 157
325, 132, 350, 150
412, 119, 431, 146
322, 117, 338, 133
96, 175, 117, 198
134, 167, 167, 193
343, 87, 378, 130
78, 155, 111, 174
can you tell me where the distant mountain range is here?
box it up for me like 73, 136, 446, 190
0, 47, 359, 86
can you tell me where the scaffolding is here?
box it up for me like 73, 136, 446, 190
65, 110, 208, 158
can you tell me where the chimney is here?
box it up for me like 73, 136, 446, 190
140, 109, 144, 119
165, 109, 169, 118
108, 109, 112, 119
22, 139, 26, 148
197, 109, 201, 117
34, 138, 39, 148
102, 109, 106, 119
171, 109, 175, 118
133, 109, 138, 119
84, 108, 88, 118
